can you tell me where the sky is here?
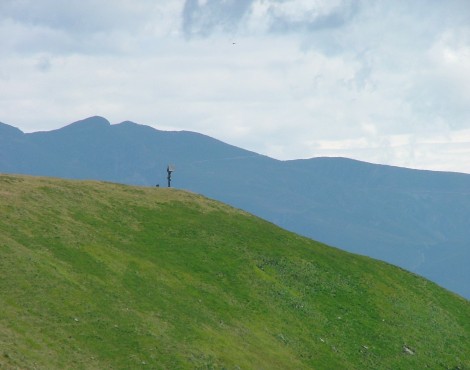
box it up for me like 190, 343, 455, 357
1, 0, 470, 173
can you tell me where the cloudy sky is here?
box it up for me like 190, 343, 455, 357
1, 0, 470, 173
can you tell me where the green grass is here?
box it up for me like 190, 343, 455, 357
0, 174, 469, 369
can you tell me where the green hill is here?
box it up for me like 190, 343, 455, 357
0, 174, 469, 369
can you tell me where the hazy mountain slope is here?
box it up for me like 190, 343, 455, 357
0, 174, 469, 369
1, 116, 469, 299
278, 158, 470, 295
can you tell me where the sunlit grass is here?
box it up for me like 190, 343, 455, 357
0, 174, 469, 369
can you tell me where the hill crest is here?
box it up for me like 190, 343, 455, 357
0, 174, 469, 369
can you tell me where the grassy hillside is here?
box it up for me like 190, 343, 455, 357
4, 116, 470, 300
0, 174, 469, 369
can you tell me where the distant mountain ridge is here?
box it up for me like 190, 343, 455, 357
1, 116, 469, 299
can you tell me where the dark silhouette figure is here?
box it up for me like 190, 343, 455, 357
167, 165, 174, 187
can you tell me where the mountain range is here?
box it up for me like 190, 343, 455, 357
1, 116, 469, 299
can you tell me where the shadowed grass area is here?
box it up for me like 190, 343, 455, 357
0, 174, 469, 369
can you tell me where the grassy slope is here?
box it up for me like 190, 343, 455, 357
0, 174, 469, 370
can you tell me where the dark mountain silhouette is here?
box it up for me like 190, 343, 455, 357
2, 116, 469, 299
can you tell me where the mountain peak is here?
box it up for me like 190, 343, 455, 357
61, 116, 111, 131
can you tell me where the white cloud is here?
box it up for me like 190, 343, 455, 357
0, 0, 469, 173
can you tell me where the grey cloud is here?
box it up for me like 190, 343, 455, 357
0, 0, 118, 34
182, 0, 254, 37
0, 0, 178, 56
268, 0, 360, 34
181, 0, 360, 38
